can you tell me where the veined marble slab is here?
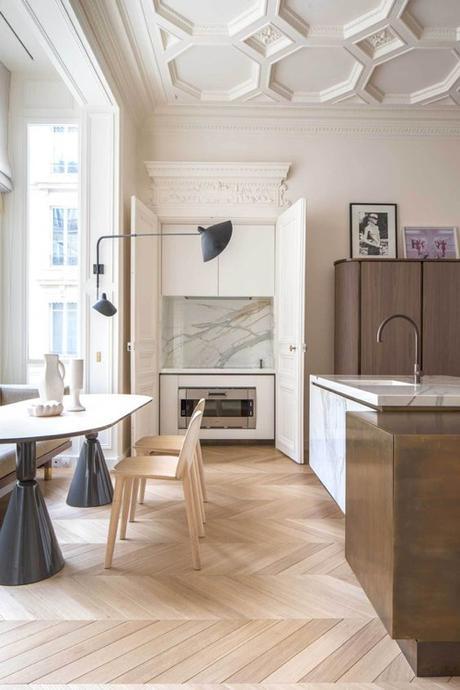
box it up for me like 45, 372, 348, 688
309, 374, 460, 512
311, 374, 460, 408
162, 297, 274, 370
309, 382, 372, 512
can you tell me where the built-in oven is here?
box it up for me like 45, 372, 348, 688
178, 387, 256, 429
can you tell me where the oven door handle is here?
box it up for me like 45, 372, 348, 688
208, 392, 227, 396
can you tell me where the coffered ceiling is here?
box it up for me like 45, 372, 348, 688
75, 0, 460, 116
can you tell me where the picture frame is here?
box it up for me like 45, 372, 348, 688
403, 227, 459, 259
350, 203, 397, 259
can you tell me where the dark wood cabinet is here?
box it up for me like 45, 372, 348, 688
335, 259, 460, 376
361, 262, 421, 375
423, 262, 460, 376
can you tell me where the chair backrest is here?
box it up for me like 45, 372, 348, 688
176, 409, 203, 478
194, 398, 206, 415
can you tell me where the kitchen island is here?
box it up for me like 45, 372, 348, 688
346, 410, 460, 676
309, 375, 460, 511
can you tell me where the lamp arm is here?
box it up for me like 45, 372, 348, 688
94, 232, 196, 298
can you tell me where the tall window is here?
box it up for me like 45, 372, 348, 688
50, 302, 78, 356
52, 208, 79, 266
52, 125, 78, 175
27, 124, 81, 383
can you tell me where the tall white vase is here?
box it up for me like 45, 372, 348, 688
39, 353, 65, 403
68, 358, 85, 411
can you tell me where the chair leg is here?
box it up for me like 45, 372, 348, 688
138, 478, 147, 504
196, 442, 208, 502
183, 474, 201, 570
130, 478, 139, 522
120, 477, 133, 540
44, 461, 53, 481
192, 459, 206, 533
105, 476, 124, 568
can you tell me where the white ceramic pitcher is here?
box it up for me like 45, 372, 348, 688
39, 353, 65, 403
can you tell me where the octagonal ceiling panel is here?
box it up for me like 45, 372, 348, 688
271, 47, 360, 101
369, 48, 459, 98
170, 45, 259, 100
405, 0, 460, 29
154, 0, 266, 35
281, 0, 384, 29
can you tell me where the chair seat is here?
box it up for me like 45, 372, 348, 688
114, 454, 179, 479
134, 434, 183, 454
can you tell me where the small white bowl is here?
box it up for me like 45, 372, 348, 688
28, 401, 64, 417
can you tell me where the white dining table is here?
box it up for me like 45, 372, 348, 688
0, 393, 151, 586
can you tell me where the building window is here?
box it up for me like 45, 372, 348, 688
52, 208, 79, 266
50, 302, 78, 356
27, 123, 81, 383
52, 125, 78, 175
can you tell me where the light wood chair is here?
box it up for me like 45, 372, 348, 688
133, 399, 207, 509
105, 409, 204, 570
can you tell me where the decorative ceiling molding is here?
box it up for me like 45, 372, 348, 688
145, 161, 291, 218
146, 107, 460, 138
77, 0, 460, 115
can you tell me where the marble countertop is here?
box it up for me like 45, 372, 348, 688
310, 374, 460, 408
161, 368, 275, 375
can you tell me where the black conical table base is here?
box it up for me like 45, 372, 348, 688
0, 442, 64, 586
66, 433, 113, 507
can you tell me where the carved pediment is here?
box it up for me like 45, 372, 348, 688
145, 161, 291, 218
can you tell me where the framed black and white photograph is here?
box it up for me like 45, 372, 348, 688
350, 203, 397, 259
403, 227, 459, 259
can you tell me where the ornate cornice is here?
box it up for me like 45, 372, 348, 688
145, 161, 291, 217
146, 108, 460, 137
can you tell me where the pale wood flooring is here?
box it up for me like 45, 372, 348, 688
0, 444, 458, 688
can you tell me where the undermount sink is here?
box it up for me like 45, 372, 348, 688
341, 379, 415, 387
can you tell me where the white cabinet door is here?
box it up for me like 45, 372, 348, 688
275, 199, 307, 463
130, 196, 160, 443
218, 225, 275, 297
161, 227, 218, 296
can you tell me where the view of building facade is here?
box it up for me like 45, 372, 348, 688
27, 124, 80, 382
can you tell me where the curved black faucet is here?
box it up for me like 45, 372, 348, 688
376, 314, 422, 385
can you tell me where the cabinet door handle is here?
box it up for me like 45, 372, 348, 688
289, 345, 297, 352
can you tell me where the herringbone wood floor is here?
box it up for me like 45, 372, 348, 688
0, 444, 457, 688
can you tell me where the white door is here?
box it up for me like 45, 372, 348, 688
130, 196, 159, 444
275, 198, 307, 463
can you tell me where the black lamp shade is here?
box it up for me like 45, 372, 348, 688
198, 220, 233, 262
93, 292, 117, 317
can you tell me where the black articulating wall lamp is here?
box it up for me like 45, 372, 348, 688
92, 220, 233, 317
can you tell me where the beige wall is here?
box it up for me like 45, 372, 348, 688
138, 122, 460, 384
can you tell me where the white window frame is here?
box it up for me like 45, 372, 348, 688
25, 119, 84, 378
51, 124, 79, 177
50, 205, 79, 268
49, 300, 79, 357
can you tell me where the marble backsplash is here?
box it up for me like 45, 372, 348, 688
161, 297, 274, 369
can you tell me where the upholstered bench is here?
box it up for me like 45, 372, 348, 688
0, 385, 71, 491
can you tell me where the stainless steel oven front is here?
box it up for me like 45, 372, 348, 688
178, 387, 256, 429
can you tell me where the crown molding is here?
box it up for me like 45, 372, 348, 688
145, 160, 291, 218
144, 105, 460, 137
